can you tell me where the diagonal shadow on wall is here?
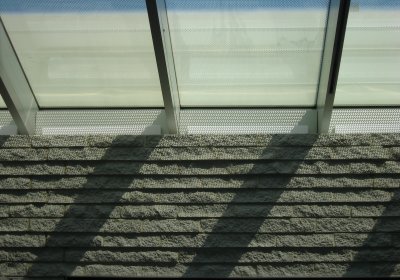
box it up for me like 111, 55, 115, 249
344, 176, 400, 277
24, 115, 167, 277
9, 128, 400, 277
183, 129, 318, 277
22, 125, 320, 277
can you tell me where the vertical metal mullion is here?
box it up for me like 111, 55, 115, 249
0, 17, 38, 135
146, 0, 180, 134
317, 0, 351, 133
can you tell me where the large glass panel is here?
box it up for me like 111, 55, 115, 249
335, 0, 400, 106
166, 0, 329, 107
0, 0, 163, 108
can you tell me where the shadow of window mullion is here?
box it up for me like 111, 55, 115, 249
25, 131, 163, 276
183, 133, 318, 277
344, 176, 400, 277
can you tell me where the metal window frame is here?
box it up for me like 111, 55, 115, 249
317, 0, 351, 133
0, 17, 38, 135
146, 0, 180, 134
0, 0, 352, 135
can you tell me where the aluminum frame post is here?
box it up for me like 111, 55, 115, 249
317, 0, 351, 133
0, 17, 38, 135
146, 0, 180, 134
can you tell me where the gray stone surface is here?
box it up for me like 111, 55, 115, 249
0, 178, 31, 190
0, 163, 65, 175
30, 135, 87, 147
276, 234, 335, 247
87, 135, 145, 147
0, 136, 31, 148
9, 205, 65, 218
0, 149, 47, 161
44, 146, 396, 161
58, 161, 400, 175
334, 233, 392, 247
0, 234, 46, 247
64, 249, 179, 263
0, 134, 399, 278
21, 189, 397, 204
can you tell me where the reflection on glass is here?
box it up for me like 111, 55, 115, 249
335, 0, 400, 106
166, 0, 329, 107
0, 0, 163, 108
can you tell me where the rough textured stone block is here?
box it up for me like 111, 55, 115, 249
200, 218, 291, 233
0, 234, 46, 247
373, 177, 400, 188
45, 234, 104, 248
292, 205, 351, 217
0, 249, 63, 262
175, 205, 293, 218
335, 233, 392, 247
252, 263, 321, 277
0, 219, 29, 232
351, 205, 400, 217
0, 149, 47, 161
0, 191, 48, 203
290, 218, 316, 232
351, 249, 400, 261
0, 178, 31, 190
30, 219, 201, 233
9, 205, 65, 218
315, 218, 377, 233
313, 263, 372, 277
179, 248, 352, 263
0, 136, 31, 148
87, 135, 145, 147
0, 205, 9, 217
64, 249, 178, 263
47, 148, 86, 161
117, 205, 176, 219
368, 263, 400, 277
0, 164, 65, 175
65, 205, 119, 219
71, 264, 186, 277
31, 135, 87, 147
276, 234, 335, 247
101, 234, 276, 248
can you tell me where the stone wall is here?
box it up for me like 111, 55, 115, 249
0, 134, 400, 278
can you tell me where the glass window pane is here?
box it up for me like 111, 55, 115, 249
0, 0, 163, 108
335, 0, 400, 106
166, 0, 329, 107
0, 95, 6, 108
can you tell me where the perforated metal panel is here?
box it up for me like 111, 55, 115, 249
0, 110, 17, 135
330, 108, 400, 133
36, 110, 165, 135
34, 109, 316, 135
180, 109, 316, 134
